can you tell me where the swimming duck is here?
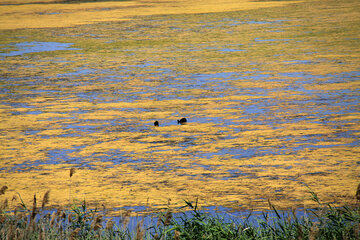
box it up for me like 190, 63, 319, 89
154, 121, 159, 127
177, 118, 187, 125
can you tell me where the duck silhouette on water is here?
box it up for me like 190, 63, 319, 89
177, 118, 187, 125
154, 121, 159, 127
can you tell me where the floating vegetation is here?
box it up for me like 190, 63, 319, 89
0, 0, 359, 215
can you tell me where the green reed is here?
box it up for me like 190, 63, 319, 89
0, 187, 359, 239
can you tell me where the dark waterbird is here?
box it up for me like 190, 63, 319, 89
177, 118, 187, 125
154, 121, 159, 127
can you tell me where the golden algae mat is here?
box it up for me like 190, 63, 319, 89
0, 0, 301, 29
0, 0, 359, 215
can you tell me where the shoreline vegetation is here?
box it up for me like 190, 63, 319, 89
1, 184, 359, 239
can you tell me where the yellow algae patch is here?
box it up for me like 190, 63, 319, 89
77, 138, 155, 157
0, 112, 60, 131
140, 111, 174, 120
305, 81, 360, 91
0, 0, 359, 215
1, 0, 57, 3
329, 113, 360, 122
231, 80, 293, 90
0, 0, 305, 30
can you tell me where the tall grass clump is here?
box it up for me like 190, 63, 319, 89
0, 189, 136, 239
154, 188, 360, 239
153, 198, 247, 239
0, 184, 359, 239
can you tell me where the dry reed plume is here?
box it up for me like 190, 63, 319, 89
105, 218, 115, 230
121, 209, 132, 229
135, 218, 145, 240
42, 190, 50, 210
69, 168, 76, 204
70, 167, 76, 178
70, 228, 80, 240
90, 215, 103, 231
0, 186, 8, 195
30, 193, 37, 222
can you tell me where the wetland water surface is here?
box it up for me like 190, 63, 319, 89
0, 0, 359, 215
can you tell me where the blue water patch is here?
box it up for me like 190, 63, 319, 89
88, 150, 136, 166
57, 67, 94, 77
0, 41, 80, 57
26, 110, 43, 115
247, 20, 286, 25
219, 19, 286, 26
266, 30, 285, 33
218, 48, 246, 52
254, 38, 291, 42
222, 169, 248, 180
24, 130, 41, 135
38, 12, 61, 15
47, 148, 86, 165
278, 72, 325, 79
5, 146, 85, 172
283, 60, 314, 65
323, 71, 360, 83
